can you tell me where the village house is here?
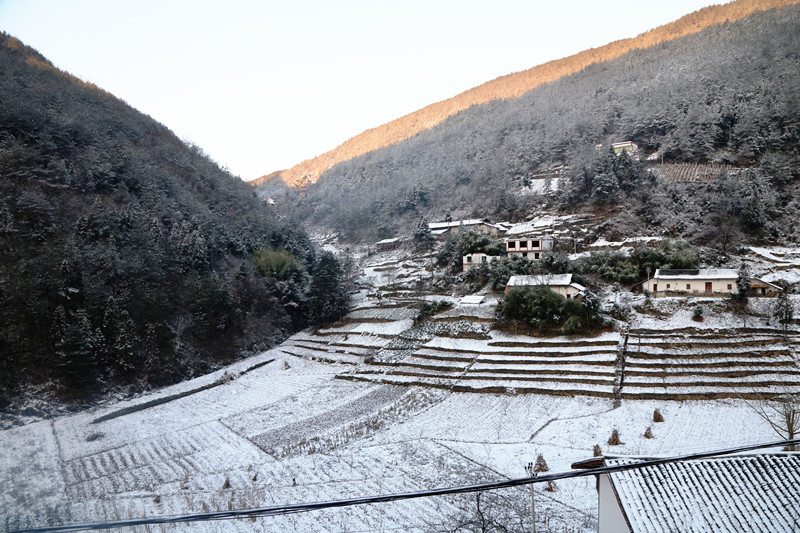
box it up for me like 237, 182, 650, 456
505, 273, 586, 299
428, 218, 506, 238
375, 237, 400, 252
644, 268, 781, 297
572, 453, 800, 533
505, 235, 554, 260
611, 140, 639, 155
462, 252, 502, 272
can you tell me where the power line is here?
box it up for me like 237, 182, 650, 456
11, 438, 799, 533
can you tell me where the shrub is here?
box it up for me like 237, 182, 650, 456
608, 428, 622, 446
253, 248, 299, 280
593, 444, 603, 457
496, 286, 603, 335
417, 300, 453, 322
653, 408, 664, 423
581, 239, 700, 285
644, 427, 654, 439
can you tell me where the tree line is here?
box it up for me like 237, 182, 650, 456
0, 33, 347, 406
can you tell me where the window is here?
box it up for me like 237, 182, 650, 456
727, 284, 732, 290
686, 284, 691, 290
534, 253, 540, 260
481, 256, 487, 263
667, 284, 671, 289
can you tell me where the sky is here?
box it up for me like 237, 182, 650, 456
0, 0, 722, 180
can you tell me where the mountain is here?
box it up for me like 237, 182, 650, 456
256, 0, 800, 189
266, 2, 800, 245
0, 34, 345, 407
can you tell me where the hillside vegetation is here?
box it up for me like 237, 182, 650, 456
254, 0, 800, 189
0, 34, 345, 407
270, 4, 800, 246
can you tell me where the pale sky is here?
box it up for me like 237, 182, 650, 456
0, 0, 722, 180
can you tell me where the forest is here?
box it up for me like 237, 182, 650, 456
0, 34, 347, 409
268, 5, 800, 247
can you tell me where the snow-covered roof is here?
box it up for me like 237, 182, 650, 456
460, 295, 485, 305
653, 268, 739, 280
505, 234, 553, 241
604, 454, 800, 532
506, 274, 574, 287
376, 237, 400, 245
428, 219, 488, 230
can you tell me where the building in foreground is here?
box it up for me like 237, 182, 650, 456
572, 453, 800, 533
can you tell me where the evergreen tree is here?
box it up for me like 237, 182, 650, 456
772, 290, 794, 338
55, 308, 100, 398
412, 216, 434, 251
734, 264, 751, 303
308, 251, 349, 326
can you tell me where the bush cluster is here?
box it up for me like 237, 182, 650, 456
496, 286, 602, 335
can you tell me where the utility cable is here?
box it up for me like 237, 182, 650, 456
10, 438, 799, 533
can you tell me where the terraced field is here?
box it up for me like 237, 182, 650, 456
621, 327, 800, 400
272, 296, 800, 403
344, 332, 622, 397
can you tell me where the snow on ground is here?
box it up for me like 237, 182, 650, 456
505, 214, 593, 236
589, 237, 661, 248
4, 246, 800, 532
3, 355, 786, 532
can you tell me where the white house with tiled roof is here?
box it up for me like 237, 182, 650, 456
645, 268, 781, 297
574, 454, 800, 533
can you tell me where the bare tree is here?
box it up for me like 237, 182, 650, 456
749, 393, 799, 451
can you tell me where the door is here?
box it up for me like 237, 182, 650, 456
705, 282, 712, 293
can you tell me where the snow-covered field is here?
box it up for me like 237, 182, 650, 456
2, 350, 788, 532
3, 245, 800, 532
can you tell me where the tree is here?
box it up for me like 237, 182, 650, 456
749, 393, 799, 451
307, 251, 349, 326
54, 307, 100, 398
592, 171, 620, 206
413, 216, 435, 251
771, 290, 794, 338
734, 264, 751, 303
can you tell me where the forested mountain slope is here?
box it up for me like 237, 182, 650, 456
0, 34, 345, 408
272, 4, 800, 244
255, 0, 800, 189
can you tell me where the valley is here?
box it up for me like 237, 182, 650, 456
4, 223, 799, 532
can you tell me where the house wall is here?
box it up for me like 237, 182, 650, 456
550, 285, 583, 299
599, 474, 632, 533
444, 223, 498, 237
462, 254, 501, 272
505, 238, 554, 259
645, 277, 737, 296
